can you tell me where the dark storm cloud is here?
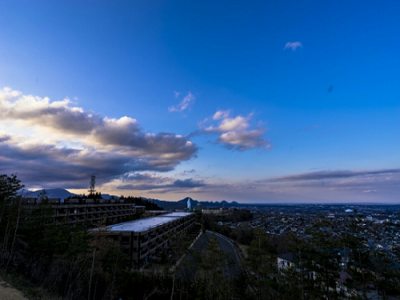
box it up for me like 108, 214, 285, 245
122, 173, 157, 181
0, 142, 132, 188
267, 169, 400, 182
0, 140, 200, 189
172, 178, 206, 188
178, 169, 196, 176
0, 88, 197, 158
116, 178, 206, 191
0, 88, 199, 188
0, 134, 11, 143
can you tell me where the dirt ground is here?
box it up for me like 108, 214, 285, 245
238, 244, 249, 259
0, 280, 26, 300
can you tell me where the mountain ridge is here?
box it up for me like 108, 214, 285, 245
24, 189, 240, 209
24, 188, 118, 201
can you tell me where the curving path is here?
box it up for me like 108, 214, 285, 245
0, 280, 26, 300
177, 230, 241, 280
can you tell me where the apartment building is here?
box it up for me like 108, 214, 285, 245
21, 197, 146, 225
107, 212, 195, 268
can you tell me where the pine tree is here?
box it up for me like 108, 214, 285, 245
247, 228, 277, 300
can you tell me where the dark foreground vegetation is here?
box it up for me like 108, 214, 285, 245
63, 194, 163, 211
202, 214, 400, 300
0, 174, 399, 300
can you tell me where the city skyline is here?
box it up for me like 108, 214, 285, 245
0, 0, 399, 203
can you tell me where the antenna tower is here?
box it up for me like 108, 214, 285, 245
89, 175, 96, 195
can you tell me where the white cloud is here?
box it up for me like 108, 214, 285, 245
217, 129, 271, 151
206, 114, 251, 133
200, 110, 271, 151
168, 91, 195, 112
284, 42, 303, 51
213, 109, 231, 120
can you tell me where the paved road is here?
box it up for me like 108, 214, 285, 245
177, 231, 241, 280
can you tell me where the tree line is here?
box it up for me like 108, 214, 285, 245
119, 196, 164, 211
63, 194, 164, 211
202, 215, 400, 299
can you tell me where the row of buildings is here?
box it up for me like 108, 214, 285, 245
238, 205, 400, 254
22, 197, 146, 225
21, 197, 196, 268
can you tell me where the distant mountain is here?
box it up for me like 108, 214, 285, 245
24, 188, 76, 200
22, 190, 238, 209
150, 197, 242, 210
24, 188, 119, 201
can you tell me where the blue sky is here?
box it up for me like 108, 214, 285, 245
0, 0, 399, 202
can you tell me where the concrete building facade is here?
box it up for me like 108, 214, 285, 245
107, 212, 195, 268
21, 197, 146, 225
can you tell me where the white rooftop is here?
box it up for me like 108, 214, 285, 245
163, 212, 194, 217
108, 212, 193, 232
